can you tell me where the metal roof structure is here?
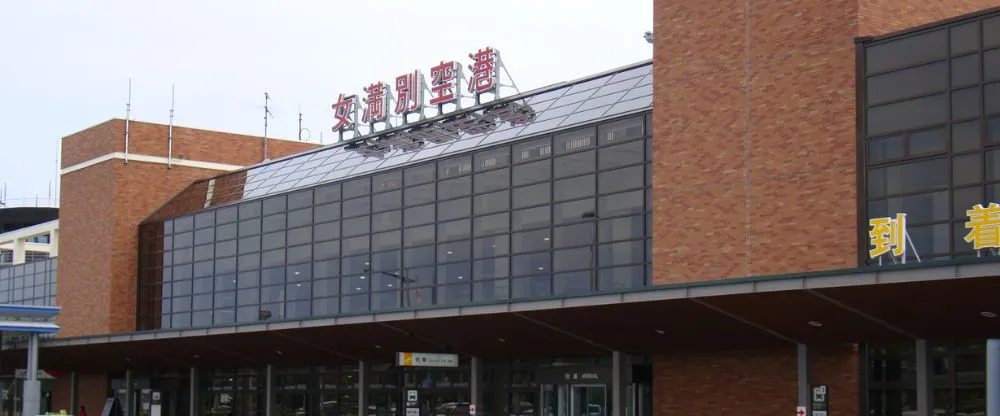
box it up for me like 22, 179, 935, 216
145, 60, 653, 223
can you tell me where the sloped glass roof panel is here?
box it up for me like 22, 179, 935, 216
144, 60, 653, 223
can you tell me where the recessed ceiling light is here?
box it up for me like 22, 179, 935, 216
808, 321, 823, 327
654, 329, 665, 335
497, 337, 506, 343
356, 287, 362, 291
387, 284, 393, 288
296, 283, 302, 287
374, 344, 382, 349
543, 237, 551, 241
457, 276, 464, 279
982, 311, 997, 318
294, 271, 300, 275
275, 350, 283, 355
447, 251, 453, 255
538, 267, 544, 270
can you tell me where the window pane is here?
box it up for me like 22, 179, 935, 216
554, 128, 596, 154
513, 137, 552, 164
953, 121, 981, 153
438, 240, 471, 263
599, 140, 644, 170
867, 61, 947, 106
985, 83, 1000, 115
405, 204, 435, 227
953, 155, 982, 186
867, 191, 949, 224
343, 177, 371, 198
404, 225, 435, 247
437, 219, 470, 242
952, 87, 982, 120
439, 176, 472, 200
372, 190, 402, 213
474, 257, 509, 280
439, 156, 473, 178
599, 215, 645, 243
554, 223, 595, 249
867, 94, 948, 136
865, 29, 947, 74
405, 183, 436, 207
513, 183, 551, 209
511, 276, 550, 299
909, 128, 946, 156
474, 235, 509, 258
599, 165, 644, 194
951, 22, 980, 55
554, 247, 592, 272
553, 271, 592, 295
598, 240, 644, 267
512, 206, 550, 231
868, 158, 948, 198
373, 170, 402, 193
554, 199, 595, 224
512, 229, 551, 254
373, 211, 402, 232
555, 175, 596, 201
554, 150, 595, 178
599, 115, 644, 145
599, 190, 644, 217
513, 159, 551, 186
474, 169, 510, 194
512, 252, 550, 276
343, 197, 371, 218
474, 213, 510, 237
474, 190, 509, 215
475, 147, 511, 171
953, 53, 981, 87
405, 163, 436, 185
598, 265, 645, 290
438, 197, 471, 221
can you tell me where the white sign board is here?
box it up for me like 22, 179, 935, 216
812, 412, 827, 416
407, 390, 418, 402
406, 409, 420, 416
470, 404, 476, 415
398, 352, 460, 368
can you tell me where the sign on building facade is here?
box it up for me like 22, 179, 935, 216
329, 46, 536, 160
868, 201, 1000, 263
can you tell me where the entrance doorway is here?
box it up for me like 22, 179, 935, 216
540, 385, 607, 416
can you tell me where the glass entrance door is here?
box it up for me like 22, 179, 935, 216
540, 385, 606, 416
571, 386, 605, 416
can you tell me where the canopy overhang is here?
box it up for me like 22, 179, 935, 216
7, 259, 1000, 373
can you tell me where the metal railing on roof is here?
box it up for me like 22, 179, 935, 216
0, 197, 59, 209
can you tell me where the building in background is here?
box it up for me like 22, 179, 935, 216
1, 2, 1000, 416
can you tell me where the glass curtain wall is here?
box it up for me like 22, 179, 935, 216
866, 339, 986, 416
138, 112, 652, 330
862, 11, 1000, 263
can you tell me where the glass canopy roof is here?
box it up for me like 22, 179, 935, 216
145, 60, 653, 223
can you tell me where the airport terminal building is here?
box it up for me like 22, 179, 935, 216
4, 1, 1000, 416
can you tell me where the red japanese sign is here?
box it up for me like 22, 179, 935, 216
394, 70, 423, 115
362, 82, 389, 124
331, 94, 356, 132
429, 61, 460, 106
467, 47, 497, 94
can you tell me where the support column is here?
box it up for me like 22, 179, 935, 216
987, 339, 1000, 416
49, 230, 59, 257
70, 372, 78, 416
797, 343, 811, 413
13, 238, 25, 264
611, 351, 629, 416
266, 365, 275, 416
22, 332, 40, 416
916, 339, 932, 416
470, 357, 482, 414
189, 368, 199, 416
125, 369, 132, 416
358, 361, 369, 416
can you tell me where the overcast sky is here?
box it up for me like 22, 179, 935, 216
0, 0, 652, 206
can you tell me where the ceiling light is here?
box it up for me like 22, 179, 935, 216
193, 354, 200, 359
808, 321, 823, 327
654, 329, 665, 335
982, 311, 997, 318
538, 267, 544, 270
356, 287, 362, 291
497, 337, 506, 343
275, 350, 283, 355
294, 271, 300, 275
457, 276, 464, 279
374, 344, 382, 349
543, 237, 550, 241
447, 251, 453, 255
360, 276, 366, 279
296, 283, 302, 287
387, 284, 393, 288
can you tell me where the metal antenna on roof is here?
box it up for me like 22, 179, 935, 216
263, 92, 273, 161
644, 31, 653, 44
168, 85, 176, 169
298, 105, 311, 142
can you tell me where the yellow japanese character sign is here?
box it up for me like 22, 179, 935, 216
964, 203, 1000, 249
868, 213, 907, 259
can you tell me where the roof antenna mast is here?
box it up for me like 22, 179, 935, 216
263, 92, 273, 162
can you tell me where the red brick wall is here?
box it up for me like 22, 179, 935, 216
859, 0, 1000, 37
58, 119, 320, 337
653, 345, 858, 416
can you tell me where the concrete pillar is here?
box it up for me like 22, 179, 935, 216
49, 230, 59, 257
987, 339, 1000, 416
470, 357, 482, 414
22, 332, 40, 416
189, 368, 199, 416
266, 365, 275, 416
70, 372, 78, 416
13, 238, 25, 264
611, 351, 630, 416
358, 361, 369, 416
916, 339, 932, 416
797, 344, 811, 413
